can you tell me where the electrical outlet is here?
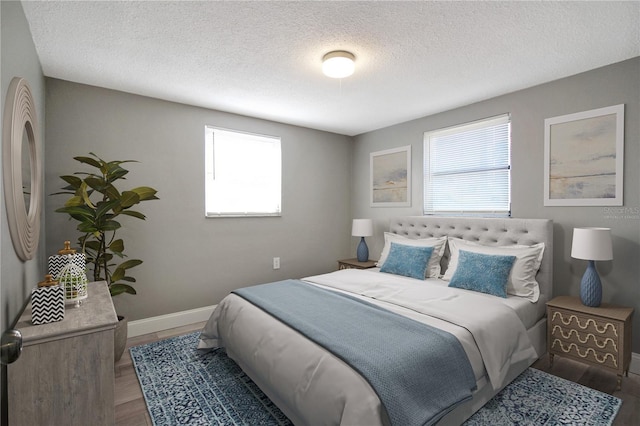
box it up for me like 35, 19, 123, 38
273, 257, 280, 270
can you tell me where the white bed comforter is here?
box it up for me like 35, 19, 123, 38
199, 269, 538, 425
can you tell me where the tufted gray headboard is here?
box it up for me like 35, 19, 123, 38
389, 216, 554, 301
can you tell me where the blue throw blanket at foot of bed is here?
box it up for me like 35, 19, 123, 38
233, 279, 476, 426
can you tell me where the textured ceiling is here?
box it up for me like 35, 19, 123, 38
22, 1, 640, 136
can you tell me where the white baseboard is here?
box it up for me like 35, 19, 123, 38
631, 352, 640, 375
127, 305, 217, 338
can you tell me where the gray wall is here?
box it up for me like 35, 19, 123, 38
1, 0, 46, 419
44, 79, 353, 321
1, 0, 46, 338
352, 57, 640, 352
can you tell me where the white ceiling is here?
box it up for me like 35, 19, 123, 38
22, 1, 640, 136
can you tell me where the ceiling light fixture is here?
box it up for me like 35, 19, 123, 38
322, 51, 355, 79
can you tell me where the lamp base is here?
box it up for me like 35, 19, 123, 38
356, 237, 369, 262
580, 260, 602, 307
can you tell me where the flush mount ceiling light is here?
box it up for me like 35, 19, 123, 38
322, 51, 355, 78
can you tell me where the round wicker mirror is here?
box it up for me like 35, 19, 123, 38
2, 77, 42, 261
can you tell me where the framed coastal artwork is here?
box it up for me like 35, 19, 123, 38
370, 145, 411, 207
544, 104, 624, 206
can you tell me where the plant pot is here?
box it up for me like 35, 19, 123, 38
114, 315, 128, 362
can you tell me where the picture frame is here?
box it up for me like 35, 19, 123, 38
544, 104, 624, 206
370, 145, 411, 207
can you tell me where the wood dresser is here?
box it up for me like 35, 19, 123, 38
547, 295, 633, 390
8, 281, 118, 425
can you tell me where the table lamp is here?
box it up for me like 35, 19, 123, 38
352, 219, 373, 262
571, 227, 613, 307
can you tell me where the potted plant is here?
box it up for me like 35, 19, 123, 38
53, 153, 158, 361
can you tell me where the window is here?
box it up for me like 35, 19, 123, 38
205, 127, 281, 217
423, 114, 511, 216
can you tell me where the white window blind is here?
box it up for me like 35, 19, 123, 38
205, 126, 281, 217
423, 114, 511, 216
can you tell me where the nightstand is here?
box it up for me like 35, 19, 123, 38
338, 258, 378, 270
547, 296, 633, 390
8, 281, 118, 425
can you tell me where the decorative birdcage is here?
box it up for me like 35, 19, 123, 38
58, 254, 88, 307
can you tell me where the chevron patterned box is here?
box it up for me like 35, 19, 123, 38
48, 252, 86, 279
31, 284, 65, 325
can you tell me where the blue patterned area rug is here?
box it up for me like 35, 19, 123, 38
463, 367, 621, 425
130, 332, 291, 425
131, 332, 621, 426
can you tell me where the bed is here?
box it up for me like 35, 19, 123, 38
199, 216, 553, 425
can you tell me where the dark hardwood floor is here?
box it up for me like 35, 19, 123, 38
115, 323, 640, 425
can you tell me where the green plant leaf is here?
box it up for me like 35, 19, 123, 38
85, 176, 107, 193
111, 259, 142, 283
74, 156, 102, 169
67, 214, 89, 223
117, 259, 143, 270
63, 195, 86, 208
56, 205, 94, 218
95, 199, 121, 220
109, 283, 137, 296
106, 159, 137, 168
78, 222, 99, 233
97, 252, 114, 263
104, 184, 121, 201
106, 163, 130, 182
109, 239, 124, 254
120, 210, 146, 220
79, 181, 96, 209
110, 268, 124, 283
130, 186, 159, 201
101, 220, 122, 231
50, 189, 76, 195
60, 175, 83, 189
120, 191, 141, 208
83, 240, 101, 252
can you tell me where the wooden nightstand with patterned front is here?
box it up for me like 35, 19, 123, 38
547, 296, 633, 390
338, 258, 378, 270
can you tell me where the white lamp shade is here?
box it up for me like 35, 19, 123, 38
571, 227, 613, 261
352, 219, 373, 237
322, 51, 355, 78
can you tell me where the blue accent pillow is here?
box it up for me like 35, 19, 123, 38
448, 250, 516, 298
379, 242, 434, 280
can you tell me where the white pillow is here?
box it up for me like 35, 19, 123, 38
442, 238, 545, 302
377, 233, 447, 278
